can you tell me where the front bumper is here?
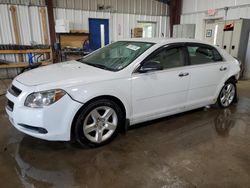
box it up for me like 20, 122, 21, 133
5, 80, 83, 141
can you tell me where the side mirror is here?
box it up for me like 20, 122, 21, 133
139, 60, 163, 73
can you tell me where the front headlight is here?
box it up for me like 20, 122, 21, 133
24, 89, 66, 108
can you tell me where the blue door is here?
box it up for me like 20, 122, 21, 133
89, 18, 109, 50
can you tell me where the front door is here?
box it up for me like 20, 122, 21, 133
131, 44, 190, 124
89, 18, 109, 50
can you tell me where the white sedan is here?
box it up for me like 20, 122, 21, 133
6, 38, 240, 147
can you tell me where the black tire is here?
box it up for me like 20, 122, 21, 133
217, 80, 237, 108
74, 99, 124, 147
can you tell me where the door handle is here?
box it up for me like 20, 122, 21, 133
179, 72, 189, 77
220, 67, 227, 71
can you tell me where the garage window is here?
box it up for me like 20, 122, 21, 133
187, 45, 223, 65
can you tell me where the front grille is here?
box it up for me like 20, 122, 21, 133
6, 100, 14, 111
8, 85, 22, 97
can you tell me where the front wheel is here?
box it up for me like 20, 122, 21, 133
217, 81, 237, 108
74, 99, 124, 147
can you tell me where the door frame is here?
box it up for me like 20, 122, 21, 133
133, 42, 189, 73
203, 17, 223, 44
88, 18, 110, 50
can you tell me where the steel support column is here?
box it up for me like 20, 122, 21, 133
168, 0, 182, 37
45, 0, 57, 63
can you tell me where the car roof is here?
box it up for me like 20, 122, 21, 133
119, 38, 212, 46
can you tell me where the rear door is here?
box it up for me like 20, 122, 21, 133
185, 43, 229, 108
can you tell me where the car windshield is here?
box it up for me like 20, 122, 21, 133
78, 41, 154, 71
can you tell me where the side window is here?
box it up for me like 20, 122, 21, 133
147, 47, 185, 69
213, 48, 223, 61
187, 45, 223, 65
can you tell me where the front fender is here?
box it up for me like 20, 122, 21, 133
64, 78, 132, 119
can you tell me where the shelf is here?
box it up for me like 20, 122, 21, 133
0, 48, 53, 69
0, 49, 51, 54
0, 61, 51, 69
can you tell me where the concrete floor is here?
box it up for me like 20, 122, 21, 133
0, 79, 11, 95
0, 81, 250, 188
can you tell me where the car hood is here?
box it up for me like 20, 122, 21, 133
16, 60, 115, 86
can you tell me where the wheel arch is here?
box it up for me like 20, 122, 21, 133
225, 75, 238, 103
214, 74, 238, 105
225, 75, 238, 84
70, 95, 127, 140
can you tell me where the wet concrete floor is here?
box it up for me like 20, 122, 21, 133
0, 81, 250, 188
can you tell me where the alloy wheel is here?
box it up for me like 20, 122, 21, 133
220, 83, 235, 107
83, 106, 118, 143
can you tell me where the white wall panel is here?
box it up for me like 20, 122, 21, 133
182, 0, 250, 14
213, 0, 236, 10
0, 4, 48, 44
237, 0, 250, 5
51, 0, 168, 16
182, 0, 197, 14
181, 1, 250, 39
29, 6, 43, 44
196, 0, 212, 12
0, 0, 45, 6
0, 4, 14, 44
54, 8, 170, 42
17, 5, 31, 44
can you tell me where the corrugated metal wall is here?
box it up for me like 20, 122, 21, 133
0, 0, 45, 6
182, 0, 250, 14
54, 8, 169, 42
53, 0, 167, 16
1, 0, 168, 16
0, 4, 49, 78
181, 0, 250, 39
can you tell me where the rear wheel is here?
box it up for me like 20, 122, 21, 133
217, 81, 236, 108
74, 99, 124, 147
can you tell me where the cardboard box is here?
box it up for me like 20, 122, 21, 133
55, 25, 70, 33
55, 19, 71, 33
56, 19, 70, 26
134, 28, 143, 38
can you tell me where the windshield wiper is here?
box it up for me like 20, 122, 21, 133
90, 63, 109, 70
80, 60, 114, 71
